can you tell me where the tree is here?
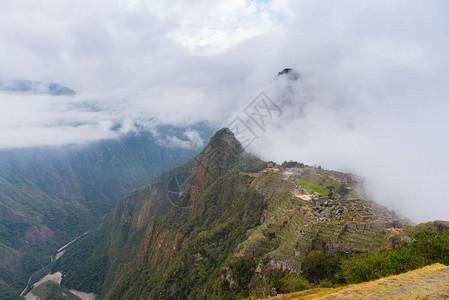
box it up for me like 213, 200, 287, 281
327, 186, 335, 199
338, 185, 349, 197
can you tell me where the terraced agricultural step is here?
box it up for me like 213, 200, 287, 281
338, 235, 373, 248
344, 229, 385, 242
351, 233, 381, 243
292, 215, 305, 225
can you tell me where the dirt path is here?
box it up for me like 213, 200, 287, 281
272, 263, 449, 299
57, 231, 89, 252
21, 232, 89, 297
24, 272, 62, 300
22, 232, 94, 299
69, 289, 97, 300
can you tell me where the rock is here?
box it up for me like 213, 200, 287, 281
255, 263, 263, 275
427, 220, 449, 232
25, 225, 54, 244
225, 267, 237, 287
262, 228, 276, 240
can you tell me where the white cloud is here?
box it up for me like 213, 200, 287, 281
0, 0, 449, 222
155, 128, 204, 149
238, 1, 449, 223
163, 0, 288, 55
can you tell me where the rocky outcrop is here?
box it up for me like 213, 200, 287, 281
421, 220, 449, 232
136, 129, 246, 271
191, 128, 242, 189
25, 225, 54, 244
0, 203, 23, 224
0, 244, 21, 271
402, 220, 449, 235
190, 128, 243, 207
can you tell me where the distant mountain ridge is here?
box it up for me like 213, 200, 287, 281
55, 128, 449, 299
0, 124, 214, 299
0, 80, 76, 96
55, 128, 266, 297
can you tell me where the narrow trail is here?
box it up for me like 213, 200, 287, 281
21, 231, 89, 298
57, 231, 89, 253
166, 172, 194, 209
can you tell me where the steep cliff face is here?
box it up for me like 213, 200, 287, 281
55, 129, 255, 293
56, 128, 266, 298
104, 129, 265, 299
134, 129, 246, 272
56, 157, 198, 293
102, 130, 409, 299
189, 128, 243, 208
0, 127, 208, 299
59, 128, 432, 299
105, 170, 265, 299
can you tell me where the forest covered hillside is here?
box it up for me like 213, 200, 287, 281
0, 126, 212, 299
55, 128, 449, 299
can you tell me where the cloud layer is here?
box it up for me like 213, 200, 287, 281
1, 0, 449, 221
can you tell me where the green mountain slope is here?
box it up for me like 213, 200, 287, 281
54, 158, 199, 293
0, 174, 94, 299
0, 127, 211, 299
106, 169, 265, 299
56, 128, 267, 297
55, 128, 449, 299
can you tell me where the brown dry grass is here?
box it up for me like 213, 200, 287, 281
268, 263, 449, 299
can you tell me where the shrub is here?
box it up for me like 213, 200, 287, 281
281, 273, 309, 292
281, 161, 305, 168
302, 250, 344, 284
342, 229, 449, 284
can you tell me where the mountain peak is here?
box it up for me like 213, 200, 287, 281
277, 67, 299, 80
0, 80, 76, 96
189, 128, 243, 204
207, 127, 243, 154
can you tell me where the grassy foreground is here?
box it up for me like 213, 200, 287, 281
270, 263, 449, 299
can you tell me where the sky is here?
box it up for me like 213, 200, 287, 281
1, 0, 449, 221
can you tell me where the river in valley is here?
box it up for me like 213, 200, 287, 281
21, 232, 96, 300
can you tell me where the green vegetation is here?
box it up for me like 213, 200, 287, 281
239, 155, 267, 173
295, 178, 329, 195
248, 269, 310, 297
281, 273, 310, 292
0, 280, 16, 300
23, 128, 449, 300
262, 229, 449, 292
0, 178, 95, 299
294, 174, 352, 199
104, 170, 266, 299
31, 281, 68, 300
56, 158, 200, 294
301, 250, 345, 285
342, 229, 449, 283
337, 185, 350, 197
214, 229, 449, 298
28, 264, 53, 289
239, 171, 256, 177
206, 227, 449, 298
210, 256, 258, 298
281, 160, 305, 168
58, 130, 269, 298
0, 129, 204, 299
